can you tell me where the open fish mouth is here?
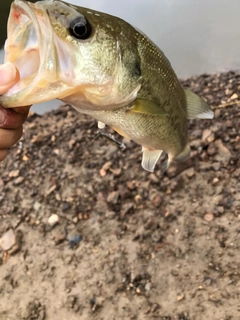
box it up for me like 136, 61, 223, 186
6, 0, 41, 91
1, 0, 70, 107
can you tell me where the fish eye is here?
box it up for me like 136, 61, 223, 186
69, 17, 92, 40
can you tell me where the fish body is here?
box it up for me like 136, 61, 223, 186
0, 0, 214, 172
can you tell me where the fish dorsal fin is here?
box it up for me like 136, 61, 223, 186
184, 89, 214, 119
128, 99, 168, 116
141, 147, 163, 172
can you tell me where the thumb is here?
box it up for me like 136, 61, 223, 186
0, 62, 20, 95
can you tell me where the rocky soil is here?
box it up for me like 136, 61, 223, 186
0, 71, 240, 320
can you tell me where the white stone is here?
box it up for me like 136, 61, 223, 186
0, 229, 16, 251
48, 214, 59, 226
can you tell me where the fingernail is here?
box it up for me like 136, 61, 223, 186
0, 107, 6, 125
0, 62, 17, 85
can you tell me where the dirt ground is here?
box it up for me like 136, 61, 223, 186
0, 71, 240, 320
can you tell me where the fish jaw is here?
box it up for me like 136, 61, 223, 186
1, 0, 93, 108
0, 0, 63, 107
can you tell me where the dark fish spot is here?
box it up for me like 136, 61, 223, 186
133, 60, 141, 77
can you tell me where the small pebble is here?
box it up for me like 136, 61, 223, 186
69, 235, 82, 249
212, 177, 219, 186
54, 234, 66, 245
62, 202, 71, 212
8, 170, 20, 178
14, 176, 25, 185
0, 229, 16, 251
145, 283, 151, 291
121, 202, 134, 215
72, 216, 78, 224
201, 129, 212, 142
186, 167, 195, 178
230, 93, 238, 100
107, 191, 119, 204
33, 201, 41, 211
151, 193, 162, 207
177, 293, 185, 301
48, 214, 59, 226
212, 162, 220, 171
204, 212, 214, 222
134, 194, 142, 205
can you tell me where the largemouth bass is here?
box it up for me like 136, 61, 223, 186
0, 0, 214, 172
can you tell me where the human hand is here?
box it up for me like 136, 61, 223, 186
0, 62, 31, 162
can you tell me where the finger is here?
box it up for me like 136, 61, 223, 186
0, 126, 23, 149
0, 62, 20, 95
0, 149, 8, 162
0, 107, 29, 129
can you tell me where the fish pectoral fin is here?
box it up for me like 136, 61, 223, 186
141, 147, 163, 172
127, 99, 168, 116
174, 144, 191, 162
111, 126, 131, 140
184, 89, 214, 119
98, 121, 106, 129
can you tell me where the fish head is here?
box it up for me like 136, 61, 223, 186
1, 0, 142, 109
